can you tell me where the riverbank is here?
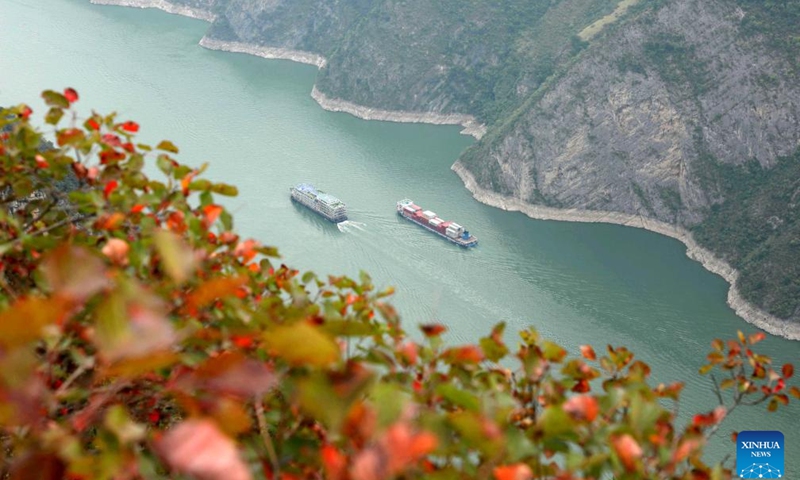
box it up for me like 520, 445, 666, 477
89, 0, 215, 21
311, 87, 486, 140
88, 1, 486, 139
452, 161, 800, 341
199, 38, 327, 69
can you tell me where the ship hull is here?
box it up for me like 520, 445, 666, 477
397, 210, 478, 247
290, 187, 347, 223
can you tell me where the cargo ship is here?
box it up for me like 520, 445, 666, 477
290, 183, 347, 222
396, 199, 478, 247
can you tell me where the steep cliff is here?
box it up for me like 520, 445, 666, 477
90, 0, 800, 335
458, 0, 800, 326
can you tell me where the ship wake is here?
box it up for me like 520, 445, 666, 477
336, 221, 367, 233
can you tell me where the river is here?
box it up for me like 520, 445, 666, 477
1, 0, 797, 472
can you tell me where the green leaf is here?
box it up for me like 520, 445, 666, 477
436, 384, 481, 412
105, 405, 146, 444
156, 154, 174, 175
211, 183, 238, 196
41, 90, 69, 108
542, 341, 567, 362
322, 320, 374, 337
264, 322, 339, 367
538, 405, 574, 436
156, 140, 179, 154
153, 230, 196, 284
45, 107, 64, 125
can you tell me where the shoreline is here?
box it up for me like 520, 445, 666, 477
89, 0, 798, 341
452, 162, 800, 341
310, 87, 486, 140
88, 0, 486, 140
199, 38, 327, 69
88, 0, 215, 21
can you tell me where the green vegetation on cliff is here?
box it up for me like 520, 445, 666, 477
693, 151, 800, 319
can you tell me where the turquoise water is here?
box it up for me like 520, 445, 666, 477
1, 0, 797, 472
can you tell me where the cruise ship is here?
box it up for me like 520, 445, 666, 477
290, 183, 347, 223
396, 199, 477, 247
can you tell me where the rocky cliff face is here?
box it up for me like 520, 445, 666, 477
95, 0, 800, 332
459, 0, 800, 324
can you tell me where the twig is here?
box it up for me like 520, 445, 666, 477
22, 198, 58, 231
710, 374, 725, 406
255, 399, 280, 476
55, 357, 95, 399
0, 213, 95, 248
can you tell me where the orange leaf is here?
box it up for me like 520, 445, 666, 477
748, 332, 766, 344
493, 464, 533, 480
580, 345, 596, 361
563, 395, 599, 422
101, 238, 130, 266
0, 296, 67, 347
202, 204, 223, 228
782, 363, 794, 379
612, 434, 642, 471
187, 276, 248, 311
443, 345, 484, 363
156, 419, 251, 480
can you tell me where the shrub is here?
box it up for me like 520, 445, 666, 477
0, 90, 796, 479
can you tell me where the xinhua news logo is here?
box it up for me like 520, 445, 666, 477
736, 431, 784, 478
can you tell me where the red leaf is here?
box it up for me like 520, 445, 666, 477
103, 180, 118, 199
43, 244, 110, 300
102, 133, 122, 148
572, 379, 590, 393
420, 324, 447, 337
783, 363, 794, 379
612, 434, 642, 471
63, 88, 79, 103
156, 419, 251, 480
397, 342, 418, 365
321, 445, 347, 480
178, 352, 277, 397
580, 345, 596, 361
35, 155, 49, 169
20, 105, 32, 120
130, 204, 145, 214
85, 118, 100, 131
119, 121, 139, 133
563, 395, 599, 422
99, 149, 126, 165
493, 464, 533, 480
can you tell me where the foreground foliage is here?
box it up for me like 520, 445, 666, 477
0, 90, 797, 480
